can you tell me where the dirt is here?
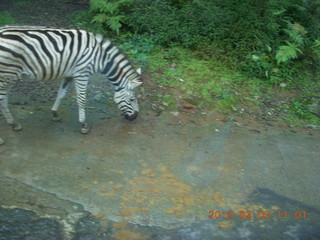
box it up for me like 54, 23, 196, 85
0, 0, 87, 27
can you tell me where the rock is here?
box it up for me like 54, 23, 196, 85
162, 101, 169, 107
182, 102, 195, 110
170, 111, 179, 117
169, 63, 177, 71
305, 124, 318, 129
181, 91, 201, 106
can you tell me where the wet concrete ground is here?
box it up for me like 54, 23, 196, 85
0, 83, 320, 239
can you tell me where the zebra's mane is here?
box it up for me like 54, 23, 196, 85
1, 25, 54, 30
95, 33, 103, 43
0, 25, 89, 32
99, 36, 138, 74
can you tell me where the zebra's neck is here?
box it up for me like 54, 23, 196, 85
99, 39, 137, 90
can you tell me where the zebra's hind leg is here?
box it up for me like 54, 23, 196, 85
0, 90, 22, 131
51, 77, 73, 121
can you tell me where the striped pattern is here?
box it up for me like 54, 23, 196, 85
0, 25, 142, 139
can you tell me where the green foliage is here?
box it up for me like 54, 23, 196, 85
96, 0, 319, 85
246, 17, 319, 83
89, 0, 133, 34
312, 39, 320, 59
275, 22, 306, 64
126, 0, 226, 47
284, 22, 306, 45
86, 0, 320, 65
77, 0, 319, 123
276, 41, 302, 64
117, 34, 155, 66
126, 0, 180, 45
290, 99, 311, 119
72, 10, 106, 34
0, 11, 15, 26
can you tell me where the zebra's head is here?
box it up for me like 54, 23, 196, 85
113, 68, 142, 121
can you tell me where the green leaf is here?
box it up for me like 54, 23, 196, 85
272, 9, 286, 16
284, 29, 304, 45
92, 13, 109, 23
102, 3, 119, 15
90, 0, 107, 12
107, 15, 125, 34
276, 42, 302, 64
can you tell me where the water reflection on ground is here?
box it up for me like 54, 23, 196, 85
0, 86, 320, 239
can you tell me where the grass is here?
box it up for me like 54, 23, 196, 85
146, 47, 266, 110
143, 45, 319, 127
282, 97, 320, 127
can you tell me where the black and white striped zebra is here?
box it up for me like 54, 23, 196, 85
0, 25, 142, 144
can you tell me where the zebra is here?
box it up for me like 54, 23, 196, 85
0, 25, 142, 144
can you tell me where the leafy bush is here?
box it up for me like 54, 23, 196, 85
126, 0, 230, 47
84, 0, 319, 84
126, 0, 179, 45
88, 0, 228, 47
243, 0, 320, 82
89, 0, 134, 34
72, 10, 106, 34
87, 0, 319, 50
118, 34, 156, 66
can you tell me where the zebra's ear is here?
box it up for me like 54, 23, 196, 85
129, 79, 142, 89
136, 68, 142, 75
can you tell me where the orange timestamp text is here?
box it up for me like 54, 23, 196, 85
208, 210, 307, 220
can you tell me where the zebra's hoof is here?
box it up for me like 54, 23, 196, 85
11, 123, 22, 131
0, 138, 4, 145
52, 111, 61, 122
80, 123, 90, 134
52, 116, 61, 122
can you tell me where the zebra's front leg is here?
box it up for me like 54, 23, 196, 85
0, 91, 22, 131
75, 77, 90, 134
51, 77, 73, 122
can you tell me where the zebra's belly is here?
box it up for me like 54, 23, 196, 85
20, 64, 78, 82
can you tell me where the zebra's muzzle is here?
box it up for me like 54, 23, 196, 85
125, 111, 138, 121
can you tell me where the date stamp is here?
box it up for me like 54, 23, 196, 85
208, 210, 307, 220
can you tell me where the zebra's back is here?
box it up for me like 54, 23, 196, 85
0, 25, 101, 81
